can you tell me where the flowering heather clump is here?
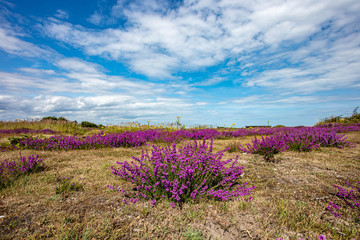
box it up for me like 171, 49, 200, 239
110, 140, 255, 207
0, 154, 45, 189
238, 135, 289, 162
6, 125, 356, 152
282, 128, 353, 151
16, 131, 148, 150
0, 128, 57, 135
237, 128, 353, 161
328, 181, 360, 220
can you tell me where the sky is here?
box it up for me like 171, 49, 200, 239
0, 0, 360, 127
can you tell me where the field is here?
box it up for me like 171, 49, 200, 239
0, 121, 359, 239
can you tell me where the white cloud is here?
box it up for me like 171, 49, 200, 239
0, 0, 15, 8
0, 94, 192, 123
242, 29, 360, 93
0, 71, 80, 94
1, 56, 189, 97
40, 0, 360, 86
54, 9, 69, 19
195, 77, 227, 86
56, 58, 102, 73
88, 11, 103, 25
18, 68, 56, 75
0, 27, 54, 58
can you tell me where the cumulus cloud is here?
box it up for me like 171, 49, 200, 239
40, 0, 360, 98
1, 0, 360, 125
0, 56, 180, 96
0, 94, 192, 123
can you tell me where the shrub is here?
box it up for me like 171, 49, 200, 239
41, 116, 68, 121
238, 135, 289, 162
0, 154, 45, 189
282, 128, 353, 151
42, 116, 58, 121
328, 180, 360, 220
110, 140, 255, 207
80, 121, 98, 128
273, 125, 286, 128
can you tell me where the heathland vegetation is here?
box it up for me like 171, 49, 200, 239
0, 113, 359, 239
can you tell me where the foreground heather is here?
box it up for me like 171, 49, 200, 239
110, 140, 255, 207
0, 154, 45, 189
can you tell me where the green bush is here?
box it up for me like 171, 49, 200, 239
80, 121, 98, 128
42, 116, 58, 121
41, 116, 68, 121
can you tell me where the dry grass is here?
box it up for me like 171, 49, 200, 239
0, 133, 359, 239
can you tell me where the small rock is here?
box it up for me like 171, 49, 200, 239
0, 216, 5, 219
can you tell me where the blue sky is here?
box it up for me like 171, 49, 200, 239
0, 0, 359, 127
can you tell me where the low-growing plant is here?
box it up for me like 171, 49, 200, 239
282, 129, 352, 151
0, 154, 45, 190
110, 140, 255, 207
238, 135, 289, 162
183, 228, 204, 240
8, 135, 30, 147
328, 180, 360, 221
225, 141, 241, 153
54, 176, 84, 195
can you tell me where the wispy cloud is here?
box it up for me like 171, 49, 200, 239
0, 0, 359, 126
0, 27, 55, 59
42, 0, 360, 79
54, 9, 69, 19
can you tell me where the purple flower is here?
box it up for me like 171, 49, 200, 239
109, 140, 255, 206
318, 234, 326, 240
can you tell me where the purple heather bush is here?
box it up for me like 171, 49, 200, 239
110, 140, 255, 207
0, 154, 45, 189
281, 128, 352, 151
238, 135, 289, 162
0, 128, 57, 135
16, 131, 148, 150
237, 128, 353, 161
7, 125, 356, 152
328, 181, 360, 220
